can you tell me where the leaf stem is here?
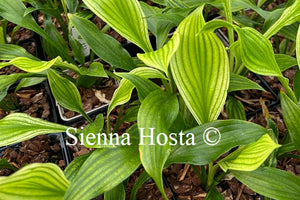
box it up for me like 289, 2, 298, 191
278, 76, 297, 103
206, 163, 219, 190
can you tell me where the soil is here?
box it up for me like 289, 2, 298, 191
0, 85, 52, 121
0, 134, 66, 176
126, 168, 174, 200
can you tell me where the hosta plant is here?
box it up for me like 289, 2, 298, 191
0, 0, 300, 200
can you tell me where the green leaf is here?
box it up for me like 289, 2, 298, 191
104, 183, 125, 200
297, 25, 300, 68
69, 14, 135, 71
83, 0, 152, 52
0, 163, 69, 200
138, 90, 179, 199
0, 158, 17, 171
232, 167, 300, 200
226, 96, 246, 120
228, 73, 265, 92
0, 113, 68, 147
43, 16, 71, 63
236, 27, 282, 77
0, 44, 38, 60
79, 114, 116, 148
108, 67, 166, 115
167, 120, 267, 166
1, 57, 60, 73
116, 73, 162, 101
79, 62, 108, 77
130, 171, 150, 200
137, 32, 180, 73
64, 153, 91, 182
47, 69, 86, 118
281, 92, 300, 152
15, 77, 47, 92
264, 0, 300, 38
205, 187, 224, 200
0, 73, 33, 102
64, 144, 140, 199
69, 34, 85, 67
62, 0, 78, 13
294, 69, 300, 102
165, 0, 189, 8
218, 134, 280, 172
275, 54, 298, 71
170, 6, 230, 124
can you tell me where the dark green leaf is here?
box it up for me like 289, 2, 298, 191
294, 69, 300, 102
0, 158, 17, 171
138, 90, 179, 199
0, 44, 38, 60
232, 167, 300, 200
167, 120, 267, 165
280, 92, 300, 152
70, 14, 135, 71
130, 171, 150, 200
205, 187, 224, 200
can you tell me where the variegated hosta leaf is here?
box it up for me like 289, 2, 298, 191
225, 96, 246, 120
138, 90, 179, 199
137, 33, 180, 73
83, 0, 152, 52
47, 69, 88, 120
236, 27, 282, 77
228, 73, 265, 92
0, 113, 68, 146
0, 73, 35, 102
0, 44, 39, 61
170, 6, 230, 124
107, 67, 166, 116
165, 0, 189, 8
166, 120, 267, 166
232, 167, 300, 200
218, 134, 280, 172
0, 57, 60, 73
281, 92, 300, 152
264, 0, 300, 38
0, 163, 69, 200
64, 126, 140, 200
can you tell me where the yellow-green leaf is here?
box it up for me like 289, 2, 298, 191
83, 0, 152, 52
170, 6, 229, 124
0, 163, 69, 200
218, 134, 281, 172
0, 113, 68, 146
137, 32, 180, 73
